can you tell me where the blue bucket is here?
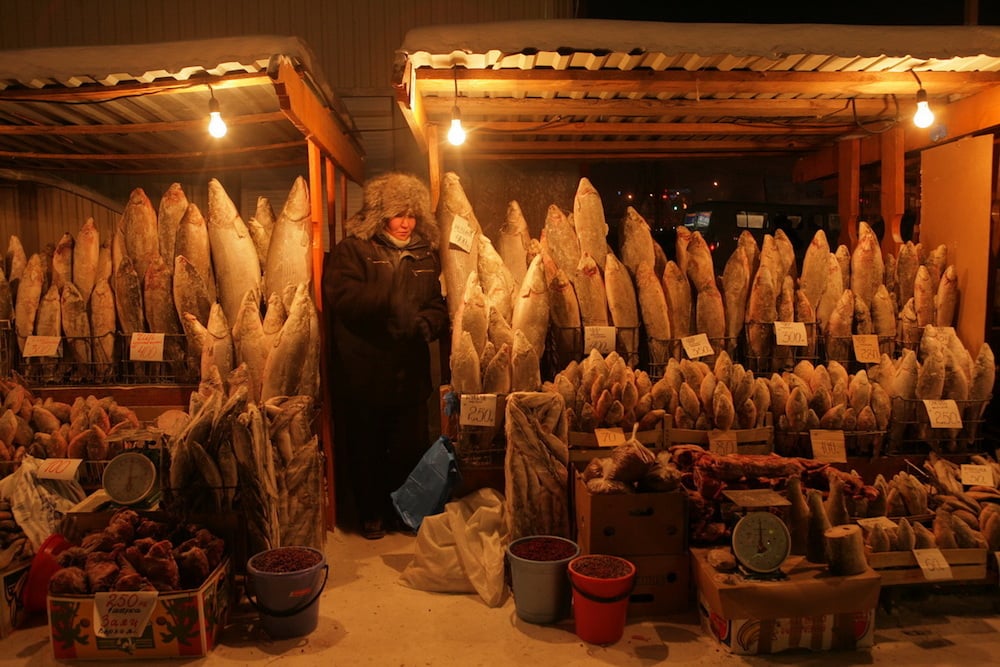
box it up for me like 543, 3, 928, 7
246, 546, 328, 638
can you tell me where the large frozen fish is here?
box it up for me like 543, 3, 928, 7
853, 293, 872, 335
635, 260, 671, 363
850, 222, 883, 306
934, 265, 958, 328
488, 306, 515, 352
261, 284, 315, 400
799, 229, 829, 310
264, 176, 313, 301
201, 302, 234, 382
573, 177, 609, 264
232, 289, 269, 403
498, 200, 531, 288
144, 255, 185, 365
540, 204, 580, 278
826, 289, 855, 361
546, 262, 581, 330
816, 252, 844, 332
835, 244, 851, 289
510, 254, 550, 360
60, 282, 92, 376
916, 348, 946, 400
175, 203, 217, 303
438, 172, 482, 318
685, 231, 716, 293
261, 292, 287, 350
773, 228, 797, 280
675, 225, 691, 278
511, 328, 541, 391
247, 196, 276, 268
453, 272, 489, 358
620, 206, 656, 277
895, 241, 919, 309
773, 275, 795, 369
207, 178, 262, 325
696, 284, 726, 346
898, 297, 920, 349
757, 235, 784, 291
121, 187, 161, 280
925, 244, 948, 294
604, 252, 640, 365
482, 342, 512, 395
6, 235, 27, 289
114, 256, 145, 335
173, 255, 213, 328
89, 278, 116, 381
96, 241, 112, 285
73, 218, 100, 302
35, 284, 62, 338
720, 249, 749, 354
870, 284, 896, 338
572, 252, 609, 327
794, 289, 817, 359
477, 234, 516, 323
181, 312, 208, 371
14, 253, 44, 352
449, 330, 481, 394
157, 183, 188, 267
745, 265, 776, 360
737, 230, 759, 280
913, 264, 935, 328
970, 343, 996, 402
0, 268, 12, 322
52, 232, 74, 290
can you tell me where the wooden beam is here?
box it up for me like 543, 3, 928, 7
0, 167, 123, 213
393, 59, 429, 153
0, 72, 269, 101
441, 150, 795, 161
880, 125, 905, 256
460, 138, 821, 153
0, 112, 287, 136
30, 158, 308, 175
469, 120, 854, 136
837, 139, 860, 248
426, 123, 441, 211
0, 141, 303, 162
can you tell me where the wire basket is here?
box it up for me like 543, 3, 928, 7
773, 429, 887, 459
743, 322, 819, 375
820, 333, 895, 374
0, 320, 14, 378
453, 393, 507, 467
119, 332, 198, 384
886, 396, 992, 455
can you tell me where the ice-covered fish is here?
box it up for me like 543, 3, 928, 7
758, 235, 784, 291
73, 218, 100, 302
925, 244, 948, 294
6, 235, 27, 289
35, 284, 62, 338
826, 288, 855, 361
871, 284, 896, 338
572, 251, 609, 327
620, 206, 656, 278
232, 289, 269, 403
794, 289, 817, 359
835, 244, 851, 289
745, 265, 776, 360
175, 202, 217, 303
773, 228, 797, 279
207, 178, 262, 326
498, 200, 531, 288
913, 264, 935, 328
454, 272, 488, 358
853, 293, 872, 335
635, 261, 671, 363
261, 291, 287, 350
173, 255, 213, 328
511, 328, 541, 391
449, 330, 481, 394
675, 224, 691, 278
546, 263, 581, 330
181, 312, 208, 370
934, 264, 958, 328
14, 253, 44, 352
816, 252, 844, 332
157, 183, 188, 266
201, 302, 234, 382
60, 282, 92, 377
799, 228, 829, 311
660, 260, 692, 340
90, 278, 116, 381
121, 187, 161, 281
488, 306, 515, 352
605, 252, 640, 364
685, 231, 716, 293
264, 176, 313, 301
737, 230, 759, 280
482, 342, 512, 395
477, 234, 516, 323
696, 284, 726, 348
510, 253, 550, 360
144, 255, 185, 365
114, 256, 145, 335
573, 177, 609, 264
261, 283, 315, 400
52, 232, 74, 290
438, 172, 482, 318
850, 222, 883, 306
895, 241, 919, 309
721, 249, 749, 355
970, 343, 996, 402
247, 196, 276, 268
540, 204, 580, 278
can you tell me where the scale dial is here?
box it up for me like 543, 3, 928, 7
731, 510, 791, 574
102, 452, 157, 505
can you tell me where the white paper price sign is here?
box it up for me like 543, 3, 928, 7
856, 516, 898, 531
584, 326, 616, 355
130, 333, 165, 361
923, 399, 963, 429
961, 464, 994, 487
773, 321, 807, 346
708, 430, 738, 455
459, 394, 498, 427
93, 591, 158, 638
852, 334, 881, 364
594, 427, 626, 447
23, 335, 62, 358
809, 429, 847, 463
449, 214, 475, 253
681, 333, 714, 359
912, 548, 954, 581
36, 458, 83, 481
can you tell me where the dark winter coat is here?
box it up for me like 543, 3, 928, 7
324, 173, 448, 405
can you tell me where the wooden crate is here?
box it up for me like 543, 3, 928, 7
867, 548, 988, 585
663, 413, 773, 455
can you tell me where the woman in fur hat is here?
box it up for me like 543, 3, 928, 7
324, 172, 448, 539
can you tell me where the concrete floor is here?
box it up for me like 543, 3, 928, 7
6, 528, 1000, 666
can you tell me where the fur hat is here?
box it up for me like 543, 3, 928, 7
346, 172, 439, 248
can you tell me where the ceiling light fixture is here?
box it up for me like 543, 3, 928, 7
447, 68, 466, 146
207, 85, 227, 138
911, 70, 934, 129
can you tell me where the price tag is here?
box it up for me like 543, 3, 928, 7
722, 489, 790, 508
912, 548, 954, 581
708, 430, 738, 455
852, 334, 881, 363
923, 399, 963, 429
130, 333, 165, 361
773, 321, 807, 346
584, 326, 616, 355
23, 335, 62, 358
961, 464, 993, 487
459, 394, 498, 427
809, 429, 847, 463
594, 427, 626, 447
93, 591, 158, 638
681, 333, 714, 359
856, 516, 898, 531
449, 214, 475, 253
36, 458, 83, 481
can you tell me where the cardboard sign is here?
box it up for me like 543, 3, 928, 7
923, 399, 963, 429
961, 464, 994, 487
93, 591, 159, 638
36, 458, 84, 481
809, 429, 847, 463
722, 489, 791, 508
22, 335, 62, 358
708, 430, 738, 456
449, 214, 475, 253
584, 326, 616, 355
594, 427, 627, 447
852, 334, 881, 364
681, 333, 714, 359
130, 333, 165, 361
856, 516, 898, 531
912, 548, 954, 581
773, 321, 807, 346
459, 394, 498, 427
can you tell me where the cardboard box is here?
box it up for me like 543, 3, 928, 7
573, 465, 687, 555
1, 560, 30, 638
48, 557, 231, 660
867, 548, 987, 586
627, 552, 692, 618
692, 548, 879, 655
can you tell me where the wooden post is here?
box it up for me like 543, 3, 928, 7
880, 126, 905, 257
427, 123, 442, 212
837, 139, 860, 249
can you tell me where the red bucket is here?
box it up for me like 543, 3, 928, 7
568, 554, 636, 645
22, 533, 71, 614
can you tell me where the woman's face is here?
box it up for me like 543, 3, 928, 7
386, 215, 416, 241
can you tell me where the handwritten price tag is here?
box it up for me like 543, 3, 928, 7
708, 429, 738, 455
594, 427, 626, 447
809, 429, 847, 463
584, 326, 616, 355
36, 458, 83, 481
449, 214, 475, 253
961, 464, 994, 487
923, 399, 963, 429
773, 321, 807, 347
93, 590, 158, 638
459, 394, 498, 427
722, 488, 791, 508
681, 333, 714, 359
23, 335, 62, 358
912, 548, 954, 581
852, 334, 881, 363
130, 333, 165, 361
856, 516, 898, 531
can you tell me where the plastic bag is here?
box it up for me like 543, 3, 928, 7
391, 435, 460, 531
399, 487, 509, 607
0, 455, 86, 551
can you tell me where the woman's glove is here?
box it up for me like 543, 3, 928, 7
417, 317, 433, 342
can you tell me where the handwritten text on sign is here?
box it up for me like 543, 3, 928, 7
912, 548, 954, 582
459, 394, 498, 427
594, 427, 626, 447
449, 214, 475, 253
681, 333, 714, 359
23, 335, 62, 358
584, 326, 616, 355
773, 321, 807, 346
923, 399, 963, 429
36, 458, 83, 480
130, 333, 165, 361
93, 591, 158, 638
852, 334, 881, 364
809, 429, 847, 463
961, 464, 994, 487
708, 430, 738, 456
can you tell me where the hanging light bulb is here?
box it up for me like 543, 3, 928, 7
207, 87, 227, 138
446, 67, 465, 146
911, 70, 934, 129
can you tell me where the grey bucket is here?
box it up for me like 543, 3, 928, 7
246, 546, 329, 638
506, 535, 580, 624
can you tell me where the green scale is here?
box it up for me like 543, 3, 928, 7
723, 489, 792, 581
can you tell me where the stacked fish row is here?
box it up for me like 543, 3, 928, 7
4, 177, 320, 404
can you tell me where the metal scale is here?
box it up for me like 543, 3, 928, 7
723, 489, 792, 581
